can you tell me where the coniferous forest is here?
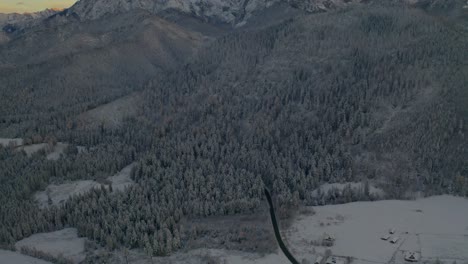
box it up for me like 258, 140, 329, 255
0, 0, 467, 261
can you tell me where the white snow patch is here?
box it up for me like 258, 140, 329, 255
15, 228, 85, 264
0, 139, 79, 160
76, 146, 87, 153
107, 163, 136, 191
286, 195, 468, 263
35, 163, 136, 208
17, 143, 48, 156
0, 249, 51, 264
35, 180, 101, 208
45, 143, 68, 161
420, 234, 468, 260
16, 142, 69, 160
0, 138, 24, 147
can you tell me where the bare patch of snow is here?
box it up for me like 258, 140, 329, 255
76, 146, 87, 153
35, 180, 101, 208
286, 195, 468, 263
45, 143, 68, 161
17, 143, 49, 156
15, 228, 86, 264
0, 249, 51, 264
0, 138, 24, 147
107, 163, 136, 191
35, 163, 135, 208
420, 234, 468, 260
15, 142, 69, 160
0, 139, 78, 160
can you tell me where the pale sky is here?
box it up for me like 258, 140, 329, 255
0, 0, 77, 13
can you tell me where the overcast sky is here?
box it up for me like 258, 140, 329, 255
0, 0, 77, 13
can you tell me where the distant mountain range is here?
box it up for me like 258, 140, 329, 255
0, 9, 61, 31
3, 0, 465, 33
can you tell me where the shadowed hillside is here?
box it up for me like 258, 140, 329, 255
0, 10, 210, 135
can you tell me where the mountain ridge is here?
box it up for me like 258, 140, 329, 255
65, 0, 460, 25
0, 9, 60, 31
2, 0, 465, 34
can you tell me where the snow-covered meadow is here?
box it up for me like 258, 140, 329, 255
164, 195, 468, 264
34, 163, 136, 208
15, 228, 86, 264
285, 195, 468, 264
0, 249, 51, 264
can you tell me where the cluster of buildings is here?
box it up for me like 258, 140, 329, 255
312, 228, 421, 264
314, 255, 347, 264
381, 228, 421, 262
381, 228, 399, 244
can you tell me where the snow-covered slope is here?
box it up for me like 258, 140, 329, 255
2, 0, 462, 31
35, 163, 136, 208
0, 249, 51, 264
67, 0, 455, 25
68, 0, 281, 25
15, 228, 86, 264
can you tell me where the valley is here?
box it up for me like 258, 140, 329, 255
0, 0, 467, 263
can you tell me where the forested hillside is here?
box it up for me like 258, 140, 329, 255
0, 0, 467, 261
0, 10, 208, 136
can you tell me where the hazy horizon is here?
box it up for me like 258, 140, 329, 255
0, 0, 76, 14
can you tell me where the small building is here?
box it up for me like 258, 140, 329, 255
381, 234, 391, 241
389, 228, 395, 234
404, 251, 420, 262
322, 234, 335, 247
314, 256, 323, 264
390, 237, 399, 244
326, 257, 337, 264
325, 256, 345, 264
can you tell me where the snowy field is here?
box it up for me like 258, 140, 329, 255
285, 195, 468, 264
15, 228, 86, 264
0, 249, 51, 264
35, 179, 101, 208
45, 143, 69, 161
152, 195, 468, 264
17, 142, 69, 160
0, 138, 69, 160
35, 163, 136, 208
108, 163, 136, 191
0, 138, 24, 147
